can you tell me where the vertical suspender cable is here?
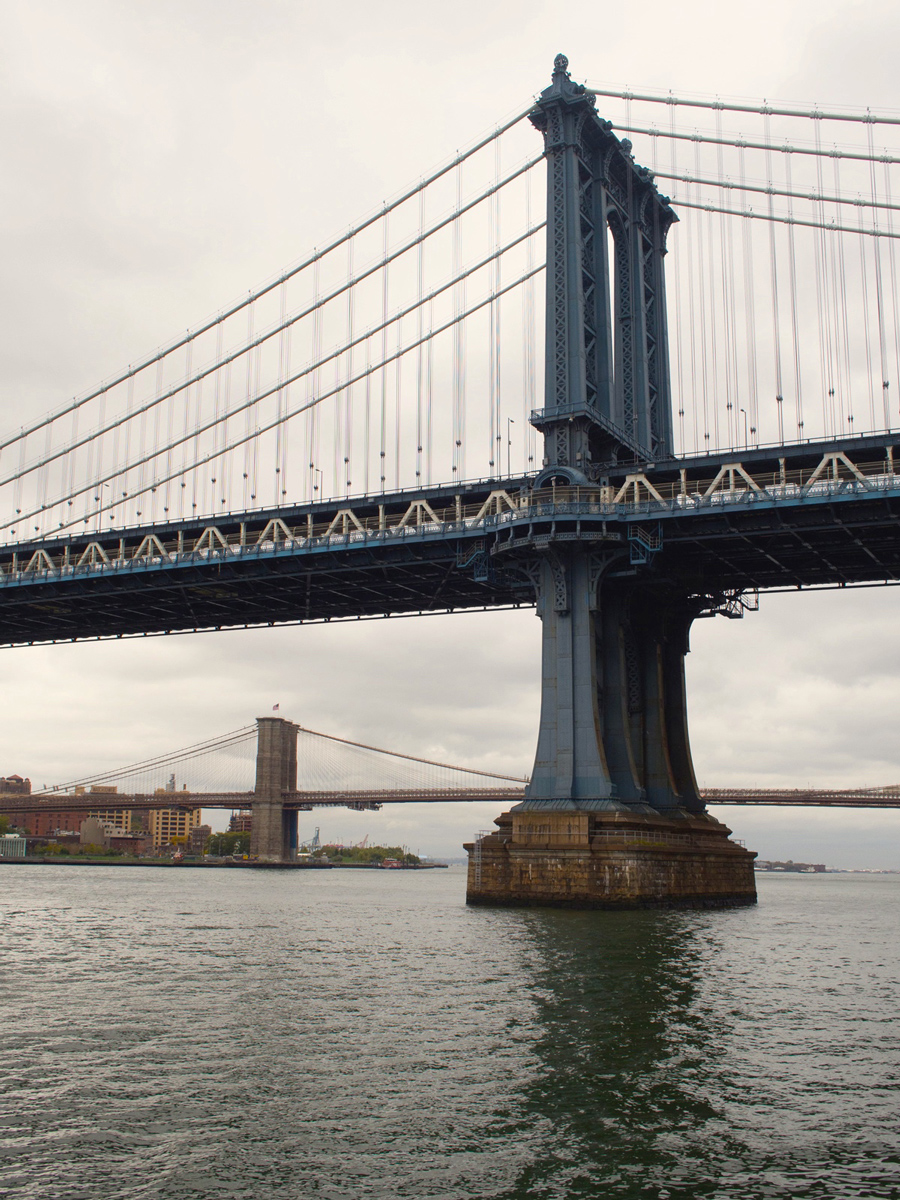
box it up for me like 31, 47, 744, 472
867, 119, 890, 428
705, 200, 720, 447
67, 406, 80, 528
244, 299, 256, 507
416, 186, 425, 482
670, 104, 687, 451
524, 168, 537, 469
333, 277, 343, 496
38, 419, 52, 527
122, 374, 134, 526
393, 296, 401, 493
213, 322, 224, 509
764, 113, 785, 444
191, 351, 203, 517
425, 295, 434, 485
148, 365, 161, 520
309, 261, 322, 499
281, 278, 292, 502
833, 155, 853, 430
107, 393, 121, 525
739, 143, 760, 445
187, 338, 202, 516
857, 204, 876, 430
783, 155, 804, 437
344, 238, 354, 494
452, 159, 467, 480
813, 117, 835, 436
380, 213, 389, 489
250, 326, 261, 504
684, 169, 700, 452
276, 277, 288, 502
363, 336, 371, 495
694, 141, 711, 446
491, 135, 502, 472
222, 358, 234, 513
715, 105, 737, 448
883, 161, 900, 423
162, 356, 174, 518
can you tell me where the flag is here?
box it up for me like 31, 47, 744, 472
272, 703, 280, 711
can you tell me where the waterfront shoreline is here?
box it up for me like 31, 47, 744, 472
0, 856, 449, 870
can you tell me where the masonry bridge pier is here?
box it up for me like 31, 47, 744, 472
464, 555, 755, 908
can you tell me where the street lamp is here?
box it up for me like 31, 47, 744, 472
507, 417, 515, 477
740, 408, 748, 450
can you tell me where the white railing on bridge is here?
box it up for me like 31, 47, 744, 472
4, 446, 900, 584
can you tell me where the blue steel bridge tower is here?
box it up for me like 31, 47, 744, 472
508, 56, 702, 814
473, 57, 756, 906
530, 54, 677, 481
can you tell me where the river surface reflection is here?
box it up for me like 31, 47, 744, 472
1, 866, 897, 1199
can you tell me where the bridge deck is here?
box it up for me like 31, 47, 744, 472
2, 435, 900, 645
5, 785, 900, 811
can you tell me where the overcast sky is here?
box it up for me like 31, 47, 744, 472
3, 0, 900, 867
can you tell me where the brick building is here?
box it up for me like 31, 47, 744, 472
188, 824, 212, 855
2, 808, 82, 837
0, 775, 31, 795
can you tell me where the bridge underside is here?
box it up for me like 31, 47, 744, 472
0, 547, 523, 643
2, 437, 900, 645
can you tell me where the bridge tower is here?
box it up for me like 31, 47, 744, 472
251, 717, 299, 864
466, 57, 756, 908
529, 53, 676, 479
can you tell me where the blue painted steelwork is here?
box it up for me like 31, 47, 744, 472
3, 434, 900, 645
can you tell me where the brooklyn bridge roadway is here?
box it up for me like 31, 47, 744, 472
4, 785, 900, 812
2, 432, 900, 645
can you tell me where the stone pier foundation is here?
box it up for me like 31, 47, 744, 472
465, 807, 756, 909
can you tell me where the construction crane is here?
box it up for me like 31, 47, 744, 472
299, 827, 321, 852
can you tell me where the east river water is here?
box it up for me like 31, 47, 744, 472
1, 865, 898, 1200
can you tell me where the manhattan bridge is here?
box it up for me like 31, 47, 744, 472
3, 58, 900, 894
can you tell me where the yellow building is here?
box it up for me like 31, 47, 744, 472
148, 806, 203, 849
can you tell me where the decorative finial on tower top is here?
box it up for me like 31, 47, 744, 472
537, 52, 587, 103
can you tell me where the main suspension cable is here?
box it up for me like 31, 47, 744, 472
654, 171, 900, 213
7, 264, 546, 537
614, 124, 900, 165
587, 86, 900, 128
671, 199, 900, 238
2, 157, 544, 489
1, 106, 536, 456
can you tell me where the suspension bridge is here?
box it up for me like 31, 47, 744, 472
3, 56, 900, 901
3, 717, 900, 830
0, 720, 528, 816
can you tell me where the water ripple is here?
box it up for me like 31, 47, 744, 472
0, 867, 897, 1198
